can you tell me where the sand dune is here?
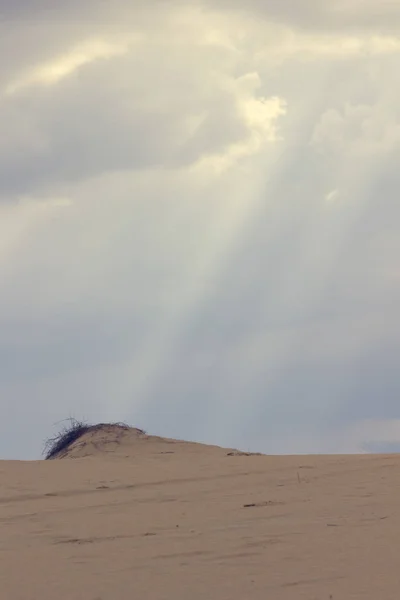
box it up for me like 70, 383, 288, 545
2, 424, 400, 599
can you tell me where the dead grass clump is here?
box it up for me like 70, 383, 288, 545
43, 418, 91, 460
43, 419, 146, 459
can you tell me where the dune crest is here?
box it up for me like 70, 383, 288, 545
44, 421, 233, 460
45, 422, 149, 459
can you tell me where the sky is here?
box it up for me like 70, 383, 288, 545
1, 0, 400, 459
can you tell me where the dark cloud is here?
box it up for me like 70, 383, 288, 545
207, 0, 400, 32
3, 0, 400, 31
0, 41, 253, 198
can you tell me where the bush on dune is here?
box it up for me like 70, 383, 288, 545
43, 418, 91, 460
43, 418, 146, 460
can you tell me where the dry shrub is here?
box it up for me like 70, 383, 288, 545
43, 418, 146, 459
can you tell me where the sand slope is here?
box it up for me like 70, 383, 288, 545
1, 426, 400, 599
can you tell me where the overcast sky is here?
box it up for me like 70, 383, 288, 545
1, 0, 400, 459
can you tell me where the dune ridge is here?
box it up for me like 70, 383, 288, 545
43, 421, 236, 460
44, 421, 148, 460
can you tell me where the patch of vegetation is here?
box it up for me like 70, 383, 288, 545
43, 418, 144, 460
43, 418, 91, 460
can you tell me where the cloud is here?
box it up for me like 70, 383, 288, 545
340, 419, 400, 454
5, 38, 132, 94
0, 9, 287, 196
203, 0, 400, 33
311, 102, 400, 157
0, 0, 400, 458
325, 189, 340, 204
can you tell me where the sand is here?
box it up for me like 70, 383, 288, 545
2, 425, 400, 599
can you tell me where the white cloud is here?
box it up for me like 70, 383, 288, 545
255, 30, 400, 67
311, 102, 400, 157
0, 9, 288, 195
194, 72, 287, 173
326, 189, 341, 204
341, 419, 400, 453
5, 37, 132, 95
